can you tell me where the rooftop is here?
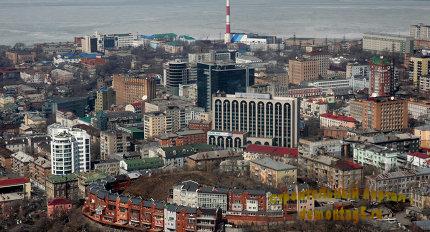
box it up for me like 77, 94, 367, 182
162, 144, 219, 159
0, 177, 29, 187
245, 144, 298, 158
250, 157, 297, 171
334, 160, 363, 171
370, 56, 391, 65
320, 113, 356, 123
409, 152, 430, 160
124, 157, 163, 171
186, 150, 241, 161
47, 174, 77, 184
48, 198, 72, 206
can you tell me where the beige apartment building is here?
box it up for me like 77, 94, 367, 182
112, 74, 156, 106
288, 58, 320, 85
143, 112, 168, 139
249, 157, 297, 187
299, 154, 363, 189
414, 125, 430, 149
100, 130, 130, 160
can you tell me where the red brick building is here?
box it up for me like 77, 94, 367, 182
156, 130, 207, 147
188, 120, 212, 133
47, 198, 73, 218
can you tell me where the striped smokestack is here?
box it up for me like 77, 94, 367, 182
224, 0, 231, 44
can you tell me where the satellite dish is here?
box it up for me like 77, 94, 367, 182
142, 95, 148, 101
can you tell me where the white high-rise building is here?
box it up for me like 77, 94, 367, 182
212, 92, 298, 147
51, 131, 80, 175
49, 124, 91, 173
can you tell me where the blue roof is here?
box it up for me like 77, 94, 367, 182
231, 33, 245, 43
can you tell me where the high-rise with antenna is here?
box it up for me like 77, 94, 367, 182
224, 0, 231, 44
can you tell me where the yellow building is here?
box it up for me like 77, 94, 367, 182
410, 55, 430, 87
415, 125, 430, 149
249, 157, 297, 187
143, 112, 168, 139
95, 87, 116, 112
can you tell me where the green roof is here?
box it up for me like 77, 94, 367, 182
162, 144, 219, 159
153, 33, 177, 40
371, 56, 391, 65
78, 171, 108, 185
79, 116, 92, 124
124, 157, 163, 171
47, 174, 77, 184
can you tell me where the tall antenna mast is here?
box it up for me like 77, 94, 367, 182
224, 0, 231, 44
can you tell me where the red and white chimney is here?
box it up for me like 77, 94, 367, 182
224, 0, 231, 44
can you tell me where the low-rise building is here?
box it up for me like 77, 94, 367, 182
29, 157, 51, 190
407, 152, 430, 169
188, 120, 212, 133
93, 159, 120, 176
156, 130, 207, 148
408, 100, 430, 120
415, 125, 430, 149
299, 138, 342, 156
185, 150, 242, 170
11, 151, 34, 177
149, 144, 218, 168
353, 143, 400, 172
299, 154, 363, 189
45, 174, 78, 200
346, 132, 420, 153
320, 113, 357, 129
411, 187, 430, 210
243, 144, 298, 165
365, 170, 417, 196
47, 198, 73, 218
249, 157, 297, 187
0, 147, 13, 170
0, 177, 31, 208
119, 157, 163, 172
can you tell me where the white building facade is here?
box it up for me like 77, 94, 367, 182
49, 124, 91, 173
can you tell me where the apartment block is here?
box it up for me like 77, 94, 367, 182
249, 157, 297, 187
408, 100, 430, 120
100, 130, 130, 160
349, 97, 408, 132
299, 154, 363, 189
363, 33, 414, 54
112, 74, 156, 105
409, 55, 430, 88
353, 143, 401, 172
288, 58, 320, 85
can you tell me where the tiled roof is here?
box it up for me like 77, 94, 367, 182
245, 144, 298, 158
48, 198, 72, 206
409, 152, 430, 159
0, 177, 29, 187
335, 160, 363, 171
320, 113, 356, 123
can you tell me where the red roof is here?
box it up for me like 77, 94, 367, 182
245, 144, 298, 158
320, 113, 356, 123
409, 152, 430, 159
48, 198, 72, 206
0, 177, 29, 187
335, 160, 363, 171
